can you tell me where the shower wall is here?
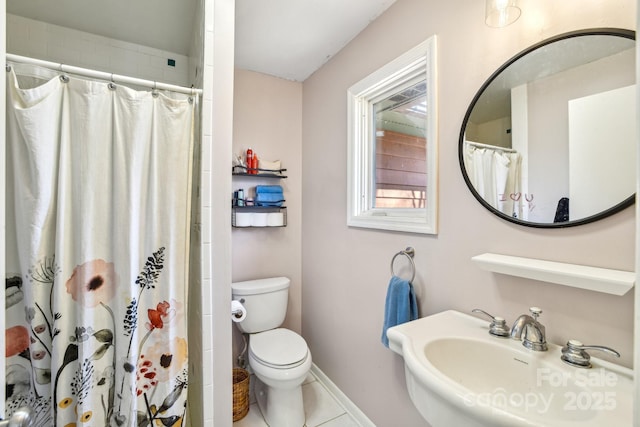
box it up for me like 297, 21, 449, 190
7, 14, 191, 86
186, 2, 206, 426
198, 0, 235, 425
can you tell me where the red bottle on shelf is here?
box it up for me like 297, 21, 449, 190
252, 154, 259, 175
246, 148, 253, 174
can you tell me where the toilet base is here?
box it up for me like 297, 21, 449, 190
255, 376, 305, 427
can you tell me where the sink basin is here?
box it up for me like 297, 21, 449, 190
386, 310, 633, 427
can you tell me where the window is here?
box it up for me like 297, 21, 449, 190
347, 36, 438, 234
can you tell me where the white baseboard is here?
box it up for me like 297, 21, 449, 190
310, 363, 376, 427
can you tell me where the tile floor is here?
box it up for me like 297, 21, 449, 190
233, 371, 363, 427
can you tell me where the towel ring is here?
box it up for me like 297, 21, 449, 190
390, 247, 416, 283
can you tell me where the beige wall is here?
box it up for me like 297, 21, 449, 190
301, 0, 635, 426
231, 69, 303, 353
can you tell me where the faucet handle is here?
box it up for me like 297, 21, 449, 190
529, 307, 542, 320
471, 309, 510, 338
561, 339, 621, 368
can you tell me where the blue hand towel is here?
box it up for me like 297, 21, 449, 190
255, 192, 285, 206
381, 276, 418, 348
255, 185, 283, 193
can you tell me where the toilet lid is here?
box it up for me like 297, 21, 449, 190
250, 328, 308, 368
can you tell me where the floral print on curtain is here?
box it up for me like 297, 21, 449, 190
5, 63, 195, 426
6, 252, 189, 426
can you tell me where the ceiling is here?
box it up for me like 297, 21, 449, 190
235, 0, 397, 81
7, 0, 397, 82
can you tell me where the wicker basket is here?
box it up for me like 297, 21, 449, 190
232, 368, 250, 421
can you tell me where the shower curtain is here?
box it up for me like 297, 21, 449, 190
463, 142, 523, 219
5, 63, 195, 426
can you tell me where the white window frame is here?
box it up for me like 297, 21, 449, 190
347, 35, 438, 234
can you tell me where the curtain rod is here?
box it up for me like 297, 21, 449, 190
6, 53, 203, 96
465, 140, 517, 153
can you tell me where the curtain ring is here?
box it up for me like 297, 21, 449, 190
107, 74, 116, 90
5, 64, 11, 72
57, 63, 69, 83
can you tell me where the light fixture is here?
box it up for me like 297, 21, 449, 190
485, 0, 521, 28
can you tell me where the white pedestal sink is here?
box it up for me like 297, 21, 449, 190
386, 310, 633, 427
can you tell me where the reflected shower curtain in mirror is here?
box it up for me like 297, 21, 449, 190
463, 142, 523, 219
5, 64, 195, 426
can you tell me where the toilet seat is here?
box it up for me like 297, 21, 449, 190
250, 328, 309, 369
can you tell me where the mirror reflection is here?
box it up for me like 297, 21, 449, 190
459, 29, 636, 227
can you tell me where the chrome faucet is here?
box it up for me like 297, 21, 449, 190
510, 307, 547, 351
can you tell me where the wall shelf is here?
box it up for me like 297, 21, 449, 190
232, 165, 287, 227
232, 165, 287, 178
232, 206, 287, 228
471, 253, 635, 296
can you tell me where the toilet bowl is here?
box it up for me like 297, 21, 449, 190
249, 328, 312, 426
231, 277, 312, 427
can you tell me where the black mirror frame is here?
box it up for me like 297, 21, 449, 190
458, 28, 636, 228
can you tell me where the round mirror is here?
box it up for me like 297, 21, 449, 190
459, 29, 636, 228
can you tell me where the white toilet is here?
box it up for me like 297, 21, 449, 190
232, 277, 312, 427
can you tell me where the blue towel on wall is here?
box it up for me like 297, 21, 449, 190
381, 276, 418, 348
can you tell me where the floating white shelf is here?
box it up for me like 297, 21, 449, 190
471, 253, 635, 296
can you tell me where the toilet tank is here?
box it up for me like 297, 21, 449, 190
231, 277, 290, 333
